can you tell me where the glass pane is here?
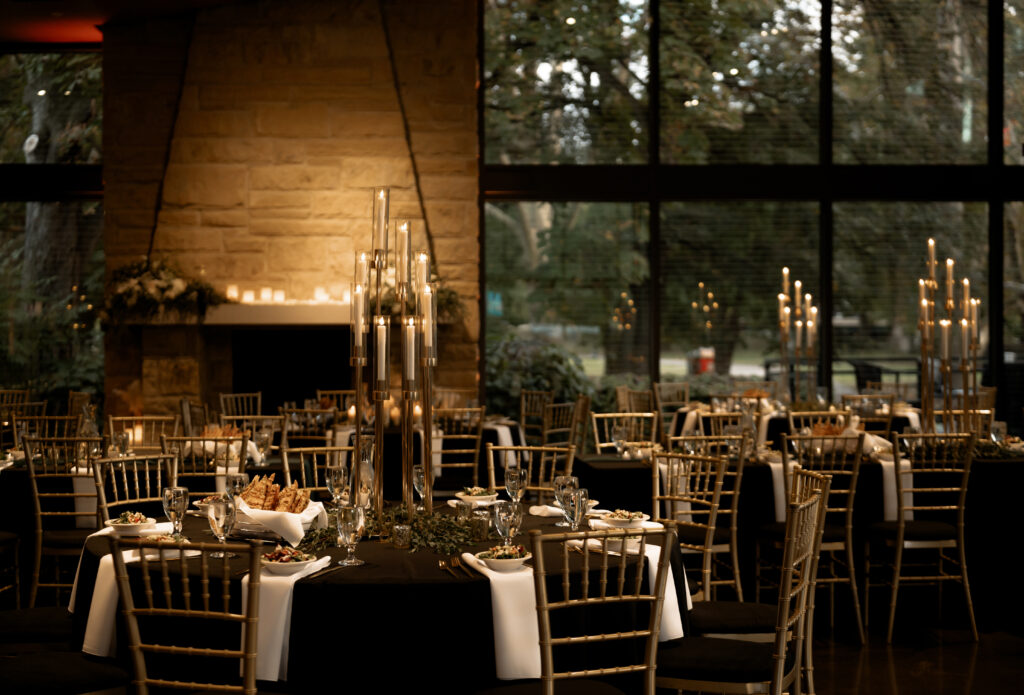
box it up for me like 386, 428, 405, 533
833, 202, 988, 398
1007, 2, 1024, 164
660, 1, 820, 164
0, 53, 102, 164
660, 202, 819, 386
483, 1, 649, 164
1007, 203, 1024, 359
485, 201, 650, 397
0, 200, 104, 399
833, 0, 987, 164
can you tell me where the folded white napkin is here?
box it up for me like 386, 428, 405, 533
461, 552, 540, 680
81, 522, 178, 657
766, 460, 786, 523
567, 535, 686, 635
241, 555, 331, 681
845, 416, 893, 454
235, 499, 327, 546
872, 453, 915, 522
528, 504, 563, 517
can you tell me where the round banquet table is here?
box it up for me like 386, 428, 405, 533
71, 505, 686, 691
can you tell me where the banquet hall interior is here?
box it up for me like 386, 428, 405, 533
2, 0, 1024, 693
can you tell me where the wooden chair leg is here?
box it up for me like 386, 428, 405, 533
958, 539, 979, 642
730, 537, 744, 602
845, 541, 866, 644
886, 542, 904, 644
29, 541, 41, 609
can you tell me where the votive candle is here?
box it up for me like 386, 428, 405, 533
226, 284, 239, 301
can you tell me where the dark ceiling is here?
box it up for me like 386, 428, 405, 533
0, 0, 237, 44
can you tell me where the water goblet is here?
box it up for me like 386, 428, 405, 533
553, 475, 578, 528
412, 464, 427, 512
612, 425, 629, 457
161, 486, 188, 535
325, 464, 348, 510
113, 431, 129, 458
253, 431, 271, 467
225, 473, 248, 500
207, 496, 236, 558
567, 487, 589, 532
504, 466, 528, 503
492, 501, 513, 545
336, 506, 365, 566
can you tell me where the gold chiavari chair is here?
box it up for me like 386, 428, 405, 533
775, 432, 866, 643
0, 399, 46, 450
93, 454, 175, 524
66, 390, 91, 417
12, 414, 81, 448
0, 388, 29, 406
698, 411, 745, 437
433, 406, 486, 491
315, 388, 357, 412
652, 451, 725, 600
654, 381, 689, 445
219, 391, 262, 417
528, 525, 677, 695
841, 393, 896, 439
280, 445, 353, 498
108, 415, 181, 455
543, 395, 591, 453
519, 389, 553, 447
656, 483, 824, 695
107, 536, 262, 695
433, 386, 478, 409
934, 408, 994, 439
591, 412, 658, 454
669, 433, 749, 601
23, 435, 103, 607
160, 433, 249, 501
219, 414, 285, 452
486, 443, 575, 502
788, 409, 850, 435
866, 432, 977, 643
179, 397, 210, 436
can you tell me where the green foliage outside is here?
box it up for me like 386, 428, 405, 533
484, 332, 595, 419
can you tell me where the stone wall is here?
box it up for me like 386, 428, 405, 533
103, 0, 479, 414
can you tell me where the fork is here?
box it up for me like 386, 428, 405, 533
438, 559, 458, 578
449, 555, 475, 578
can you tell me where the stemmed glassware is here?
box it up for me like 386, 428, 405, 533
207, 496, 236, 558
355, 437, 375, 508
325, 464, 348, 510
566, 487, 589, 532
113, 431, 129, 458
336, 506, 365, 566
253, 431, 272, 467
612, 425, 629, 457
492, 501, 523, 545
553, 475, 578, 528
504, 466, 528, 503
225, 473, 248, 500
161, 486, 188, 535
412, 464, 427, 513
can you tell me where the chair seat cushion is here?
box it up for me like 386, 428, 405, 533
0, 650, 129, 694
870, 520, 957, 541
473, 678, 628, 695
657, 635, 796, 683
688, 601, 776, 636
677, 523, 731, 547
41, 528, 95, 548
0, 607, 73, 644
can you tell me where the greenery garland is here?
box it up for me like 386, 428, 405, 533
102, 258, 229, 325
298, 505, 485, 556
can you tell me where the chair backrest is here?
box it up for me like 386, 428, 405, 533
615, 386, 655, 413
108, 415, 181, 454
652, 451, 725, 597
520, 390, 553, 446
13, 414, 81, 448
529, 525, 677, 694
668, 433, 748, 531
545, 395, 591, 453
67, 390, 91, 417
591, 412, 658, 453
653, 382, 689, 444
934, 409, 993, 438
788, 409, 850, 435
161, 434, 249, 499
770, 485, 824, 693
280, 408, 335, 446
433, 387, 478, 409
733, 379, 778, 401
434, 406, 486, 487
953, 385, 997, 411
697, 411, 745, 437
107, 536, 262, 695
219, 415, 284, 440
889, 432, 975, 526
781, 433, 863, 531
0, 388, 30, 407
24, 436, 105, 531
93, 454, 175, 524
315, 389, 357, 412
280, 445, 353, 493
840, 393, 895, 437
487, 443, 575, 495
179, 398, 210, 436
219, 391, 262, 417
0, 399, 46, 449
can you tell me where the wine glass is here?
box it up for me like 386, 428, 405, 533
207, 496, 236, 558
225, 473, 248, 500
325, 464, 348, 510
336, 506, 365, 566
553, 475, 578, 528
253, 431, 271, 467
412, 464, 427, 513
113, 431, 129, 458
567, 487, 589, 532
355, 437, 375, 509
493, 501, 522, 545
504, 466, 528, 503
161, 486, 188, 535
612, 425, 629, 457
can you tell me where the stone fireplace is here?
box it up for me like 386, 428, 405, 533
102, 0, 479, 416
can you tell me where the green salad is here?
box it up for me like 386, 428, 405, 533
478, 544, 527, 560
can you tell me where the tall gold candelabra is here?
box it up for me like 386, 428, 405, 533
777, 269, 818, 403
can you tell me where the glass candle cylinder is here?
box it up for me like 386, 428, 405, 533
421, 284, 437, 364
351, 283, 367, 355
395, 220, 411, 291
372, 187, 390, 268
402, 316, 418, 392
374, 315, 389, 391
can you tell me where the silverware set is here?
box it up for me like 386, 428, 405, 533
439, 555, 475, 578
